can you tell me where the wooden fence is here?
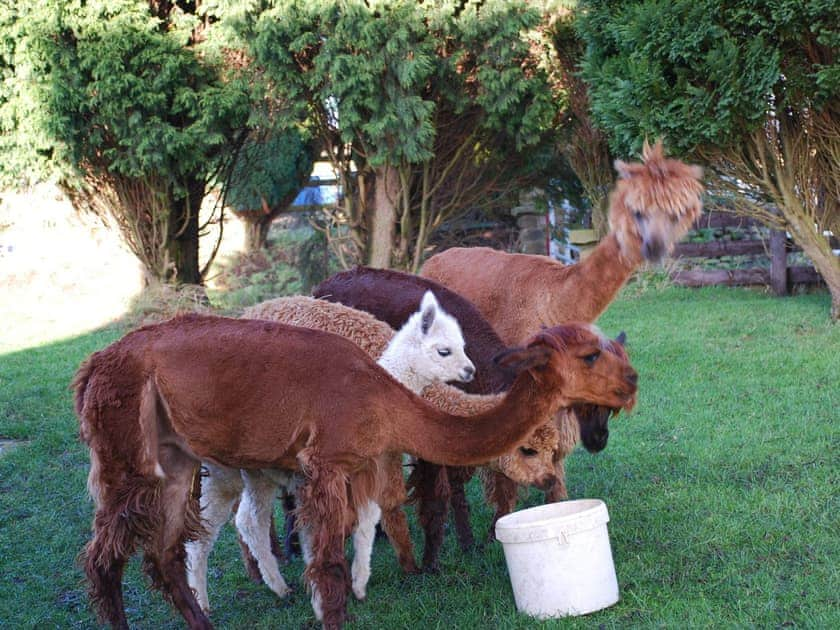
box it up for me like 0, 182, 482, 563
669, 212, 831, 295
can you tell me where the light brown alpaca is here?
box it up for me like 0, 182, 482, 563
74, 314, 637, 629
421, 140, 704, 345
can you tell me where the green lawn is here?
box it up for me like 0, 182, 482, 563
1, 286, 837, 629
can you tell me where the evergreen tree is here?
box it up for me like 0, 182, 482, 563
235, 0, 560, 270
2, 1, 250, 284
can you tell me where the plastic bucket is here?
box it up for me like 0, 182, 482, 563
494, 499, 619, 618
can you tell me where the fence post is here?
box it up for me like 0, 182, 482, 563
769, 228, 788, 296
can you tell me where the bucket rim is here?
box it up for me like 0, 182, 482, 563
494, 499, 610, 543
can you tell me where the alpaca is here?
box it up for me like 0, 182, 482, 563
313, 266, 622, 569
420, 140, 705, 346
186, 292, 475, 611
230, 296, 565, 603
74, 314, 637, 629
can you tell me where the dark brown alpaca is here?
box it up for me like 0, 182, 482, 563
312, 266, 620, 569
75, 314, 636, 629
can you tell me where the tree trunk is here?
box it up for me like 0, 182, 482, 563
166, 181, 204, 284
787, 215, 840, 322
367, 165, 400, 268
242, 216, 272, 252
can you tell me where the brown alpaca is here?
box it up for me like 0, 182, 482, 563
420, 140, 705, 345
74, 314, 637, 629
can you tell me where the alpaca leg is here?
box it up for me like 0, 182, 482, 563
282, 492, 301, 559
544, 457, 569, 503
448, 467, 475, 552
380, 505, 419, 574
235, 470, 291, 600
82, 525, 132, 630
350, 500, 381, 601
236, 511, 284, 582
482, 471, 519, 541
186, 464, 243, 613
81, 449, 143, 630
142, 447, 212, 630
376, 455, 419, 576
296, 455, 352, 629
409, 460, 450, 573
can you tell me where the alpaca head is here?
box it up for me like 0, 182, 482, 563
382, 290, 475, 389
494, 323, 637, 412
492, 421, 560, 489
611, 139, 704, 263
574, 331, 629, 453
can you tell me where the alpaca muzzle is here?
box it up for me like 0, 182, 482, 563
642, 237, 667, 263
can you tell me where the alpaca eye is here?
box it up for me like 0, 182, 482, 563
633, 211, 644, 221
437, 348, 451, 357
582, 351, 600, 366
519, 447, 538, 457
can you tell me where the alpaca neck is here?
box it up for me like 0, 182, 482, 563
388, 375, 560, 467
547, 233, 641, 322
377, 343, 431, 394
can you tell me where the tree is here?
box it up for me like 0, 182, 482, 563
235, 0, 560, 270
578, 0, 840, 320
226, 128, 317, 251
543, 3, 614, 236
3, 1, 250, 285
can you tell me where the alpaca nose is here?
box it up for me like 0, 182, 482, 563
642, 238, 666, 263
460, 365, 475, 382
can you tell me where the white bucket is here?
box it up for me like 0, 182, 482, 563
495, 499, 619, 618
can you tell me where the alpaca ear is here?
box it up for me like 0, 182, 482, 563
493, 346, 552, 373
688, 164, 704, 180
643, 138, 665, 162
420, 290, 438, 335
615, 331, 627, 346
614, 159, 632, 179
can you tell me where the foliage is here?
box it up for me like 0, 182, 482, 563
232, 0, 562, 269
226, 129, 314, 215
544, 3, 615, 236
2, 287, 838, 627
207, 219, 339, 309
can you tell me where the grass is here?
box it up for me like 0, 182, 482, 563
0, 284, 838, 629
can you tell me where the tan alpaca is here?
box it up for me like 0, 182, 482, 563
421, 140, 704, 345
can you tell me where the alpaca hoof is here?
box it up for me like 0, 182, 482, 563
422, 562, 440, 575
403, 565, 422, 576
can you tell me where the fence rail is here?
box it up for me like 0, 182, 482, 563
669, 212, 828, 294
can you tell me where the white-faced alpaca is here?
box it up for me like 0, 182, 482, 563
186, 292, 474, 612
